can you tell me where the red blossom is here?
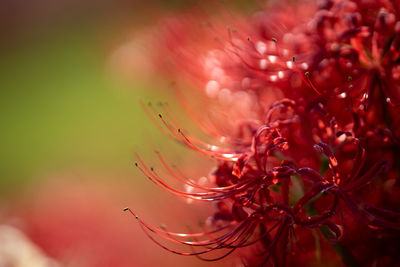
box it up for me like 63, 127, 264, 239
126, 0, 400, 266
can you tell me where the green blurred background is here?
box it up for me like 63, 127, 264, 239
0, 0, 166, 195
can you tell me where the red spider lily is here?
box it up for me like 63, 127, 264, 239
126, 0, 400, 265
128, 98, 399, 265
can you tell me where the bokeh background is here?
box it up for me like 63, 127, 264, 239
0, 0, 255, 266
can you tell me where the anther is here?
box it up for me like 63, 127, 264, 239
158, 114, 162, 118
272, 38, 277, 42
292, 56, 295, 62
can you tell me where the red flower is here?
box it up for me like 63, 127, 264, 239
126, 0, 400, 265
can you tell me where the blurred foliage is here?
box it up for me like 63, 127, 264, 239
0, 23, 156, 195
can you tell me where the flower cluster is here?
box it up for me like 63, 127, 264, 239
127, 0, 400, 265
